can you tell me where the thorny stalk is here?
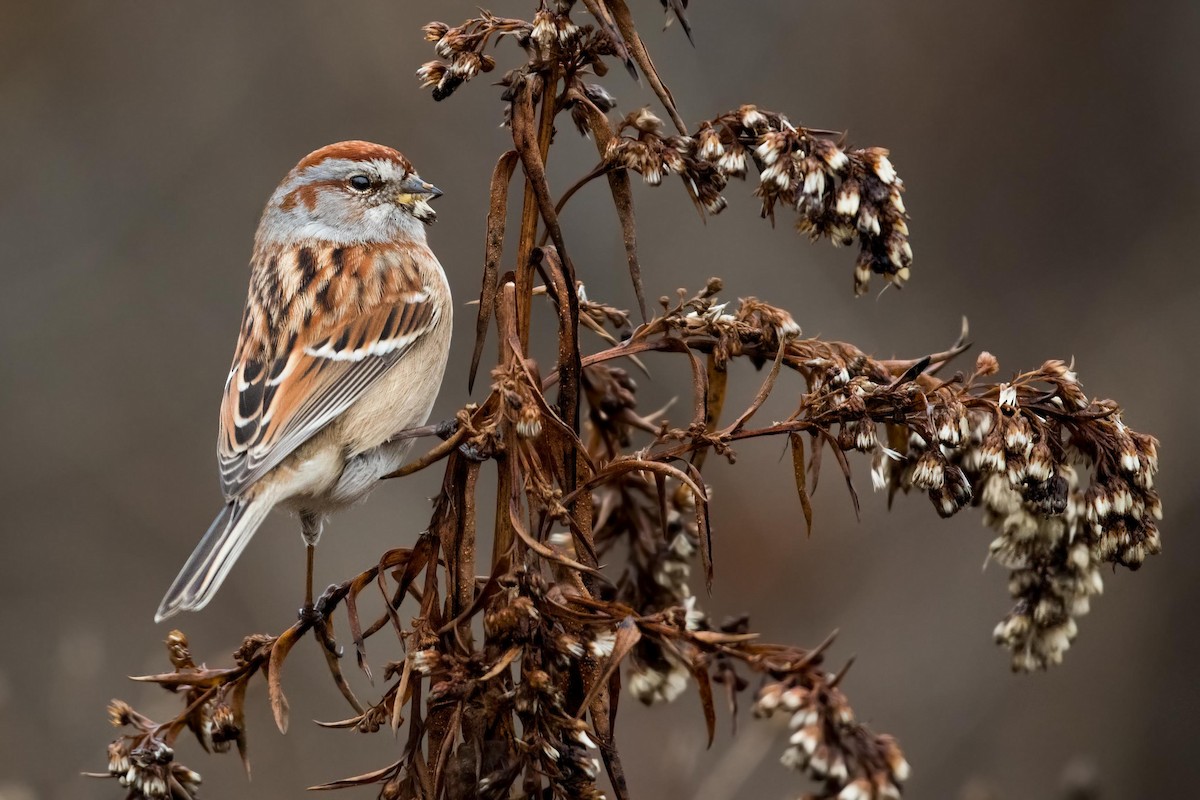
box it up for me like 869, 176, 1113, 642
93, 3, 1162, 799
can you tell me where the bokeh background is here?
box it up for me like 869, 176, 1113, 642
2, 1, 1198, 798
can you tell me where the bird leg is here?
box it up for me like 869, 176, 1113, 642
305, 543, 315, 609
300, 511, 322, 618
388, 418, 488, 462
385, 421, 447, 444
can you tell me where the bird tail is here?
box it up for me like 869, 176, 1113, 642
155, 497, 274, 622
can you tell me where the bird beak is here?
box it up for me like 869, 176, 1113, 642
399, 175, 443, 200
396, 175, 442, 224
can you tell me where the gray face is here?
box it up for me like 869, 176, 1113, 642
257, 157, 442, 246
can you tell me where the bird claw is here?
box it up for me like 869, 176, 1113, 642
434, 418, 488, 462
299, 587, 347, 658
300, 584, 340, 625
298, 603, 319, 625
434, 418, 458, 440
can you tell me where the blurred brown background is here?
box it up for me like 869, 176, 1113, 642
2, 1, 1198, 798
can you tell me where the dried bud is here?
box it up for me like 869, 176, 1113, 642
165, 630, 195, 670
107, 699, 137, 728
422, 21, 450, 42
531, 11, 556, 53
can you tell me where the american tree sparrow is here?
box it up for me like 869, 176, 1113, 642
155, 141, 451, 622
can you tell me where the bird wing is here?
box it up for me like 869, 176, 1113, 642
217, 242, 441, 499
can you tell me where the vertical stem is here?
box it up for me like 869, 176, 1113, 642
433, 454, 477, 623
516, 67, 561, 348
458, 462, 478, 616
492, 282, 520, 574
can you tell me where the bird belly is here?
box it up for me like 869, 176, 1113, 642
335, 315, 452, 457
309, 314, 452, 509
269, 438, 346, 505
325, 439, 415, 505
269, 313, 451, 515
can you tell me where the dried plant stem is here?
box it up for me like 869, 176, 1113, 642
493, 281, 520, 576
94, 6, 1162, 800
516, 69, 559, 348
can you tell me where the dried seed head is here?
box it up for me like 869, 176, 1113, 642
838, 779, 874, 800
852, 420, 878, 452
531, 10, 556, 54
409, 647, 441, 675
739, 104, 768, 131
107, 699, 138, 728
910, 449, 946, 490
106, 739, 132, 776
588, 629, 617, 658
930, 465, 972, 518
627, 659, 689, 705
717, 144, 748, 177
516, 404, 542, 439
696, 123, 724, 160
207, 701, 240, 753
836, 182, 862, 218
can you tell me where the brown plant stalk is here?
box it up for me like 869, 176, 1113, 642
92, 3, 1162, 800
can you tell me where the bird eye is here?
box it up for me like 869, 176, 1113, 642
348, 174, 373, 192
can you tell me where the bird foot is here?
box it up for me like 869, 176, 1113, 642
299, 585, 345, 657
297, 602, 320, 625
434, 418, 488, 462
298, 584, 338, 625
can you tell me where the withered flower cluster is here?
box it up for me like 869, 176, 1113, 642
755, 679, 908, 800
94, 2, 1162, 799
97, 732, 202, 800
872, 358, 1161, 669
417, 14, 516, 101
606, 106, 912, 294
86, 634, 214, 799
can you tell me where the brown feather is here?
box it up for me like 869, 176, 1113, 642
294, 141, 414, 173
218, 240, 437, 498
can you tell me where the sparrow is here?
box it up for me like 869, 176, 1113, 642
155, 141, 452, 623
